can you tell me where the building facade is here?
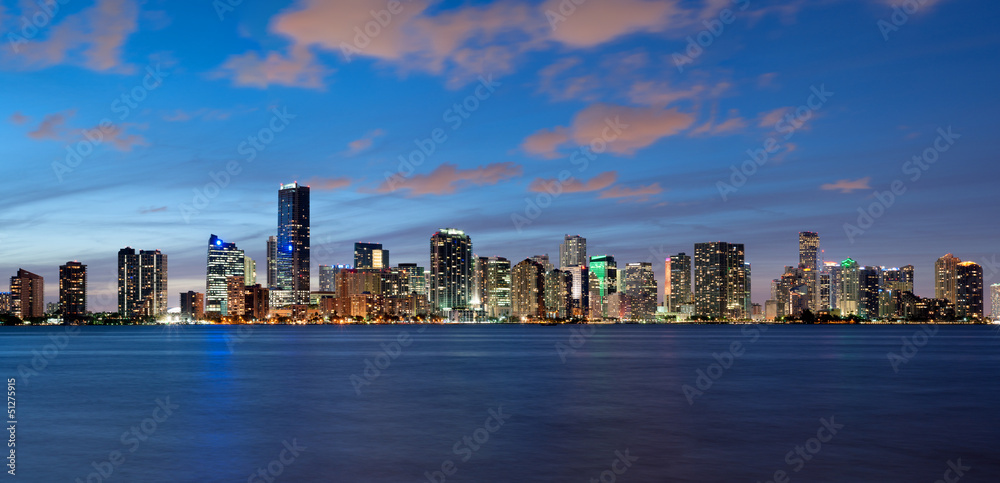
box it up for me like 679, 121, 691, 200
429, 228, 472, 311
694, 242, 749, 319
11, 269, 44, 319
59, 261, 87, 321
275, 182, 310, 305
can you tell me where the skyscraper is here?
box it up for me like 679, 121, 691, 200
484, 257, 511, 318
354, 242, 388, 270
276, 182, 310, 305
694, 242, 748, 319
318, 265, 337, 292
398, 263, 427, 300
799, 232, 820, 270
665, 253, 692, 312
10, 269, 43, 319
956, 261, 983, 319
244, 256, 257, 286
266, 235, 278, 290
511, 259, 545, 319
59, 261, 87, 321
991, 283, 1000, 320
429, 228, 472, 311
118, 248, 167, 317
625, 262, 656, 320
935, 253, 961, 304
838, 258, 860, 315
529, 254, 554, 273
544, 269, 573, 319
206, 234, 246, 315
858, 266, 881, 319
563, 264, 589, 318
559, 235, 587, 269
180, 291, 204, 319
588, 255, 617, 318
472, 256, 488, 307
226, 275, 246, 318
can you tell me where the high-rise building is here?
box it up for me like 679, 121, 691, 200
472, 256, 489, 308
900, 265, 914, 293
244, 256, 257, 286
0, 293, 10, 315
665, 253, 692, 312
991, 283, 1000, 320
180, 291, 204, 319
935, 253, 961, 304
529, 254, 554, 273
318, 265, 337, 292
10, 269, 44, 319
59, 261, 87, 321
207, 235, 246, 314
226, 275, 246, 318
824, 261, 841, 311
559, 235, 587, 269
625, 262, 656, 320
354, 242, 389, 270
838, 258, 860, 315
858, 266, 881, 319
118, 248, 167, 318
544, 269, 573, 319
397, 263, 427, 300
511, 259, 545, 319
694, 242, 748, 319
588, 255, 617, 318
266, 236, 278, 290
244, 284, 270, 320
484, 257, 511, 318
429, 228, 472, 311
563, 265, 589, 318
799, 232, 820, 270
956, 261, 983, 320
276, 182, 310, 305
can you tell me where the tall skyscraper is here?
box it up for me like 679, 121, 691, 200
318, 265, 337, 292
799, 232, 820, 270
59, 261, 87, 321
397, 263, 427, 300
694, 242, 748, 319
900, 265, 914, 293
266, 236, 278, 290
665, 253, 692, 312
935, 253, 961, 304
956, 261, 983, 319
118, 248, 167, 317
559, 235, 587, 269
838, 258, 860, 315
563, 265, 589, 318
354, 242, 389, 270
588, 255, 617, 318
544, 269, 573, 319
276, 182, 310, 305
625, 262, 656, 320
472, 256, 489, 307
429, 228, 472, 311
206, 234, 246, 315
226, 275, 246, 318
858, 266, 881, 319
484, 257, 511, 318
991, 283, 1000, 320
244, 256, 257, 286
10, 269, 43, 319
529, 254, 554, 273
511, 259, 545, 319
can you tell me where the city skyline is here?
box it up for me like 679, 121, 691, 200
2, 0, 998, 312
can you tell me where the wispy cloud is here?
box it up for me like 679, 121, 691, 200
527, 171, 617, 193
377, 162, 522, 196
599, 182, 663, 202
305, 176, 352, 191
139, 206, 167, 214
9, 112, 29, 125
346, 129, 385, 155
820, 177, 872, 193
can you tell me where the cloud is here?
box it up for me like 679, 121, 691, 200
378, 162, 522, 196
347, 129, 385, 155
691, 108, 748, 136
162, 107, 256, 122
599, 182, 663, 202
820, 177, 872, 193
214, 45, 329, 89
5, 0, 140, 73
758, 107, 791, 128
542, 0, 680, 47
305, 176, 352, 191
524, 103, 696, 157
28, 113, 69, 140
9, 112, 29, 125
95, 123, 148, 151
138, 206, 167, 214
527, 171, 617, 193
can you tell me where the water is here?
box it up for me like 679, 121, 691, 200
1, 324, 998, 482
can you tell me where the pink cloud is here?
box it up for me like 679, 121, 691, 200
28, 113, 68, 140
521, 127, 569, 159
599, 182, 663, 202
347, 129, 385, 155
378, 162, 522, 196
305, 176, 352, 191
820, 177, 872, 194
527, 171, 617, 193
542, 0, 680, 47
215, 46, 329, 89
9, 112, 29, 125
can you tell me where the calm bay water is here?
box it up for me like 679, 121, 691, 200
1, 324, 998, 482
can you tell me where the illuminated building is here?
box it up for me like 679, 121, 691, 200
59, 261, 87, 321
484, 257, 511, 318
693, 242, 748, 319
266, 236, 278, 289
244, 284, 269, 320
588, 255, 617, 318
559, 235, 587, 269
397, 263, 427, 300
935, 253, 961, 304
956, 261, 983, 319
859, 266, 881, 319
226, 275, 246, 317
206, 234, 246, 315
10, 269, 44, 319
511, 259, 545, 319
838, 258, 860, 315
354, 242, 389, 270
544, 269, 573, 319
180, 291, 204, 319
991, 283, 1000, 320
244, 256, 257, 286
799, 232, 820, 270
664, 253, 692, 312
118, 248, 167, 318
429, 228, 472, 311
275, 182, 310, 306
625, 262, 656, 320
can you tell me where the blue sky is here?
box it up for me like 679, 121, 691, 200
1, 0, 998, 311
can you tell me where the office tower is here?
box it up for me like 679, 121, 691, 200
472, 256, 488, 307
665, 253, 692, 312
824, 261, 841, 310
562, 265, 589, 318
816, 272, 831, 313
244, 256, 257, 286
744, 262, 753, 316
625, 262, 656, 320
511, 259, 545, 319
206, 235, 246, 315
226, 275, 246, 317
118, 248, 168, 318
429, 228, 472, 311
900, 265, 914, 293
544, 269, 573, 319
858, 266, 881, 319
529, 254, 554, 273
244, 284, 270, 320
484, 257, 511, 318
588, 255, 617, 317
180, 291, 204, 319
935, 253, 961, 304
354, 242, 389, 270
276, 182, 310, 305
559, 235, 587, 269
955, 261, 983, 319
838, 258, 860, 315
991, 284, 1000, 320
318, 265, 336, 292
59, 261, 87, 321
10, 269, 44, 319
267, 236, 278, 289
694, 242, 748, 319
397, 263, 427, 299
799, 232, 820, 270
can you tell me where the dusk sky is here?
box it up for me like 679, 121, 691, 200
2, 0, 998, 311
